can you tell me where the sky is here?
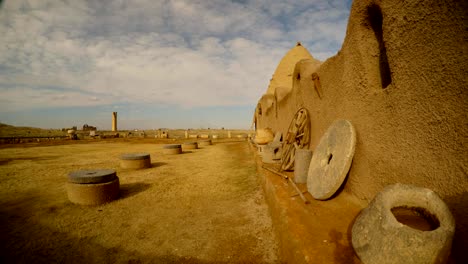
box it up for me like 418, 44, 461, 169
0, 0, 352, 130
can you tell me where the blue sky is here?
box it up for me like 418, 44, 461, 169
0, 0, 352, 130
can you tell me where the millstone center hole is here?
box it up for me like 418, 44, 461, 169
86, 172, 97, 175
391, 206, 440, 231
327, 153, 333, 164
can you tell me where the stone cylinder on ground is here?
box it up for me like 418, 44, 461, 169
294, 149, 313, 183
163, 144, 182, 154
120, 153, 151, 169
198, 139, 212, 147
66, 169, 120, 206
182, 142, 198, 150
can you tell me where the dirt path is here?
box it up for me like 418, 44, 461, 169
0, 141, 278, 263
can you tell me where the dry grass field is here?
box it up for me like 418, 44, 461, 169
0, 139, 278, 263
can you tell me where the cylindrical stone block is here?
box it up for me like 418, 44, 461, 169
212, 135, 218, 139
120, 153, 151, 169
198, 139, 212, 147
200, 134, 209, 139
68, 169, 117, 184
294, 149, 313, 183
163, 144, 182, 154
67, 178, 120, 206
67, 169, 119, 206
182, 142, 198, 150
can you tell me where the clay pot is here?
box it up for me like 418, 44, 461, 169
255, 128, 274, 145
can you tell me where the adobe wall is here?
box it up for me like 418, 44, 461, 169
256, 0, 467, 261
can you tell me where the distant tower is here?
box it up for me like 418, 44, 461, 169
112, 112, 117, 131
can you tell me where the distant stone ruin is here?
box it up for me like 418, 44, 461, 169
82, 124, 97, 131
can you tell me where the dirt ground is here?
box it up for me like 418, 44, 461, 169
0, 140, 278, 263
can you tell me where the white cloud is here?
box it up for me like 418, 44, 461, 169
0, 0, 351, 127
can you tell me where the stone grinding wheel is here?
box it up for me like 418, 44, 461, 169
120, 153, 151, 169
182, 142, 198, 150
280, 108, 310, 171
163, 144, 182, 154
307, 120, 356, 200
67, 178, 120, 206
68, 169, 117, 184
198, 139, 212, 147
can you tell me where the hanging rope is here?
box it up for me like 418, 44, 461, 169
280, 107, 310, 171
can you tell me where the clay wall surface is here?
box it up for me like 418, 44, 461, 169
256, 0, 468, 261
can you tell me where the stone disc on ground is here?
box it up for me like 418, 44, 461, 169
68, 169, 117, 184
307, 120, 356, 200
163, 144, 181, 149
120, 153, 150, 160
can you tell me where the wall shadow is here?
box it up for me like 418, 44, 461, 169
444, 191, 468, 263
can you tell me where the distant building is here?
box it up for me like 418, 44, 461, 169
82, 124, 97, 131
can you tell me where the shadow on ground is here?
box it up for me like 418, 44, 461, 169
0, 193, 232, 264
119, 182, 152, 199
151, 161, 167, 168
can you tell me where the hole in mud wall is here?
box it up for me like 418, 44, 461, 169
257, 104, 262, 116
391, 206, 440, 231
296, 73, 301, 80
367, 4, 392, 89
327, 153, 333, 164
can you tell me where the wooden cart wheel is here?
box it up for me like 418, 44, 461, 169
280, 108, 310, 171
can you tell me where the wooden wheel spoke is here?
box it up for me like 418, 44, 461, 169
280, 108, 310, 171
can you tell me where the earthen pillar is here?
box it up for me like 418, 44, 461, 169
112, 112, 118, 132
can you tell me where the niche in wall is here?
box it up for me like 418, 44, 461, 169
367, 4, 392, 89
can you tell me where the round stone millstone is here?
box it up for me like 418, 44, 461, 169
307, 119, 356, 200
198, 139, 212, 147
162, 144, 182, 154
120, 153, 150, 160
120, 153, 151, 169
68, 169, 117, 184
67, 178, 120, 206
182, 142, 198, 150
352, 184, 455, 264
